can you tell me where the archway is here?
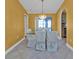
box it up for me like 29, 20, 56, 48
61, 10, 67, 42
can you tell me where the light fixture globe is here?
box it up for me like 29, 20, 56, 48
39, 15, 46, 20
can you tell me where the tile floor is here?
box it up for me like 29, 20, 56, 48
5, 38, 73, 59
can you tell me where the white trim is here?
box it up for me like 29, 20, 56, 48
5, 37, 25, 55
24, 15, 29, 36
60, 12, 62, 37
58, 36, 62, 40
66, 43, 73, 51
35, 17, 37, 31
35, 17, 38, 31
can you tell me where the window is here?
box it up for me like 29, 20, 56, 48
47, 19, 52, 31
48, 19, 51, 28
38, 20, 45, 28
36, 16, 52, 31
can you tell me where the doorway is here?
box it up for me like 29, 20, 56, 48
61, 10, 67, 42
24, 15, 28, 36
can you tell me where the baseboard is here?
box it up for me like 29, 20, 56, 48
5, 36, 25, 55
58, 36, 62, 40
66, 43, 73, 51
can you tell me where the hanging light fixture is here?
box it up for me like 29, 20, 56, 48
39, 0, 46, 20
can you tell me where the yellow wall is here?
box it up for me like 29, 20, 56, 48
56, 0, 73, 47
29, 14, 57, 32
5, 0, 73, 50
5, 0, 27, 50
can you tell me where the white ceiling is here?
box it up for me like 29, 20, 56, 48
19, 0, 64, 14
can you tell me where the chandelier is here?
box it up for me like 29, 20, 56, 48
39, 0, 46, 20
